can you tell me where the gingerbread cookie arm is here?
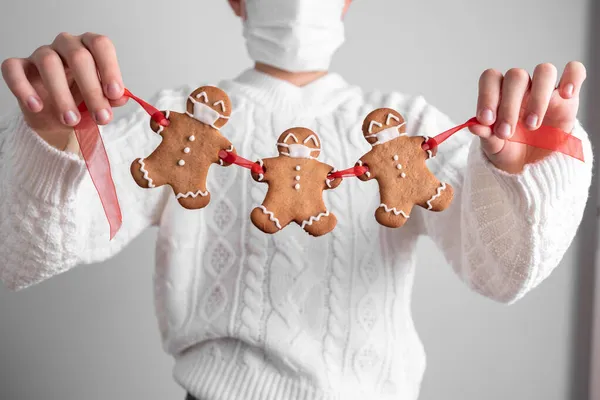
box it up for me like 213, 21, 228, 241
149, 110, 171, 134
324, 165, 342, 190
355, 152, 376, 181
214, 134, 237, 166
251, 157, 271, 183
417, 135, 438, 159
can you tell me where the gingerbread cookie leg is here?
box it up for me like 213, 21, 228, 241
418, 181, 454, 212
171, 182, 211, 210
300, 210, 337, 237
251, 204, 284, 234
375, 202, 414, 228
131, 158, 167, 189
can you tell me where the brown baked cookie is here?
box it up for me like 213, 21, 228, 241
250, 127, 342, 236
131, 86, 237, 209
355, 108, 453, 228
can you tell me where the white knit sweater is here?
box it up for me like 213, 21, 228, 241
0, 69, 593, 400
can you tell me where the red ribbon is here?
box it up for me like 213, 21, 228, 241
423, 117, 585, 162
218, 150, 264, 175
328, 165, 369, 179
74, 89, 168, 240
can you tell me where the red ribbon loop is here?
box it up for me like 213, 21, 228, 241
328, 165, 369, 179
423, 117, 584, 162
74, 89, 168, 240
218, 150, 265, 175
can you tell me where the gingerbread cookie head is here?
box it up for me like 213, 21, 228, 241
185, 86, 232, 129
276, 127, 322, 159
362, 108, 407, 147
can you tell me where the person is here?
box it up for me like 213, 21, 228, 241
0, 0, 593, 399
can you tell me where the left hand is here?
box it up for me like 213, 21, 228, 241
469, 62, 586, 173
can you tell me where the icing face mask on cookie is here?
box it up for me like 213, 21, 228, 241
366, 124, 406, 146
188, 97, 228, 128
278, 143, 320, 159
242, 0, 346, 72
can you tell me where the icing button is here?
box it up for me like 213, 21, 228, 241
401, 172, 406, 178
396, 164, 402, 170
393, 155, 399, 161
189, 135, 196, 142
178, 160, 185, 166
295, 176, 301, 181
184, 147, 191, 154
294, 183, 300, 190
295, 165, 301, 171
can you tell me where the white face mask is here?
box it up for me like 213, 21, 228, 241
278, 143, 320, 159
366, 124, 407, 146
187, 97, 229, 128
243, 0, 346, 72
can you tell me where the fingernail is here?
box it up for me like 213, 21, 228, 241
106, 82, 122, 99
479, 108, 494, 124
495, 122, 512, 139
63, 110, 79, 126
26, 96, 42, 112
565, 84, 574, 97
526, 113, 539, 129
94, 109, 110, 124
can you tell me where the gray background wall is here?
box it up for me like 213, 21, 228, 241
0, 0, 594, 399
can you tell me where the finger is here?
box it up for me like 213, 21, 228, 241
81, 33, 124, 101
476, 68, 503, 126
524, 63, 557, 130
495, 68, 530, 139
29, 46, 81, 126
1, 58, 43, 112
558, 61, 587, 99
52, 32, 112, 125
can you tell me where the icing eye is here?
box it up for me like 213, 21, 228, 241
303, 134, 320, 147
368, 120, 383, 134
283, 133, 299, 143
386, 113, 400, 126
196, 92, 208, 103
213, 100, 226, 112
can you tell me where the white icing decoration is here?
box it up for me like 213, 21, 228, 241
368, 120, 383, 134
357, 160, 364, 166
176, 189, 208, 199
294, 183, 301, 190
219, 159, 224, 166
396, 164, 402, 170
258, 205, 282, 230
165, 110, 170, 118
301, 210, 330, 229
393, 155, 399, 161
138, 159, 155, 188
295, 176, 301, 181
187, 97, 230, 129
401, 172, 406, 178
226, 145, 234, 152
386, 113, 400, 125
366, 171, 371, 178
196, 91, 208, 102
426, 182, 447, 210
213, 100, 226, 112
365, 124, 407, 146
326, 179, 332, 188
379, 203, 410, 218
423, 135, 433, 159
303, 134, 320, 147
157, 125, 164, 135
189, 135, 196, 141
282, 133, 299, 143
257, 159, 264, 181
295, 165, 301, 171
184, 147, 191, 153
178, 160, 185, 166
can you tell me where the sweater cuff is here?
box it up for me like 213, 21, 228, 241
469, 121, 593, 223
5, 114, 88, 205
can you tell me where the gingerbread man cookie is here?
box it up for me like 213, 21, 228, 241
250, 128, 342, 236
131, 86, 237, 209
356, 108, 453, 228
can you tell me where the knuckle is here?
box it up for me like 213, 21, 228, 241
1, 58, 16, 75
84, 87, 107, 104
38, 49, 60, 69
506, 68, 529, 83
68, 48, 92, 68
88, 34, 113, 53
53, 31, 72, 44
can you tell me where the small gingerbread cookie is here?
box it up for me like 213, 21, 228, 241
131, 86, 237, 209
250, 128, 342, 236
355, 108, 453, 228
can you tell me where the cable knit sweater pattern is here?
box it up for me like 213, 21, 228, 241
0, 69, 593, 400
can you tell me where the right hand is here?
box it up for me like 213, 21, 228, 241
1, 32, 128, 150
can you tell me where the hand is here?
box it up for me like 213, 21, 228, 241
1, 32, 128, 151
469, 62, 586, 174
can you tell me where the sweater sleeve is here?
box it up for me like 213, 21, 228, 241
409, 101, 594, 304
0, 88, 186, 291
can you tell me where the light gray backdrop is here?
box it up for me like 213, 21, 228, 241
0, 0, 595, 399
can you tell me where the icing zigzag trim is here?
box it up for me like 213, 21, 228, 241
301, 210, 330, 229
138, 159, 155, 188
176, 189, 209, 199
379, 203, 410, 218
426, 182, 447, 210
259, 205, 282, 230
